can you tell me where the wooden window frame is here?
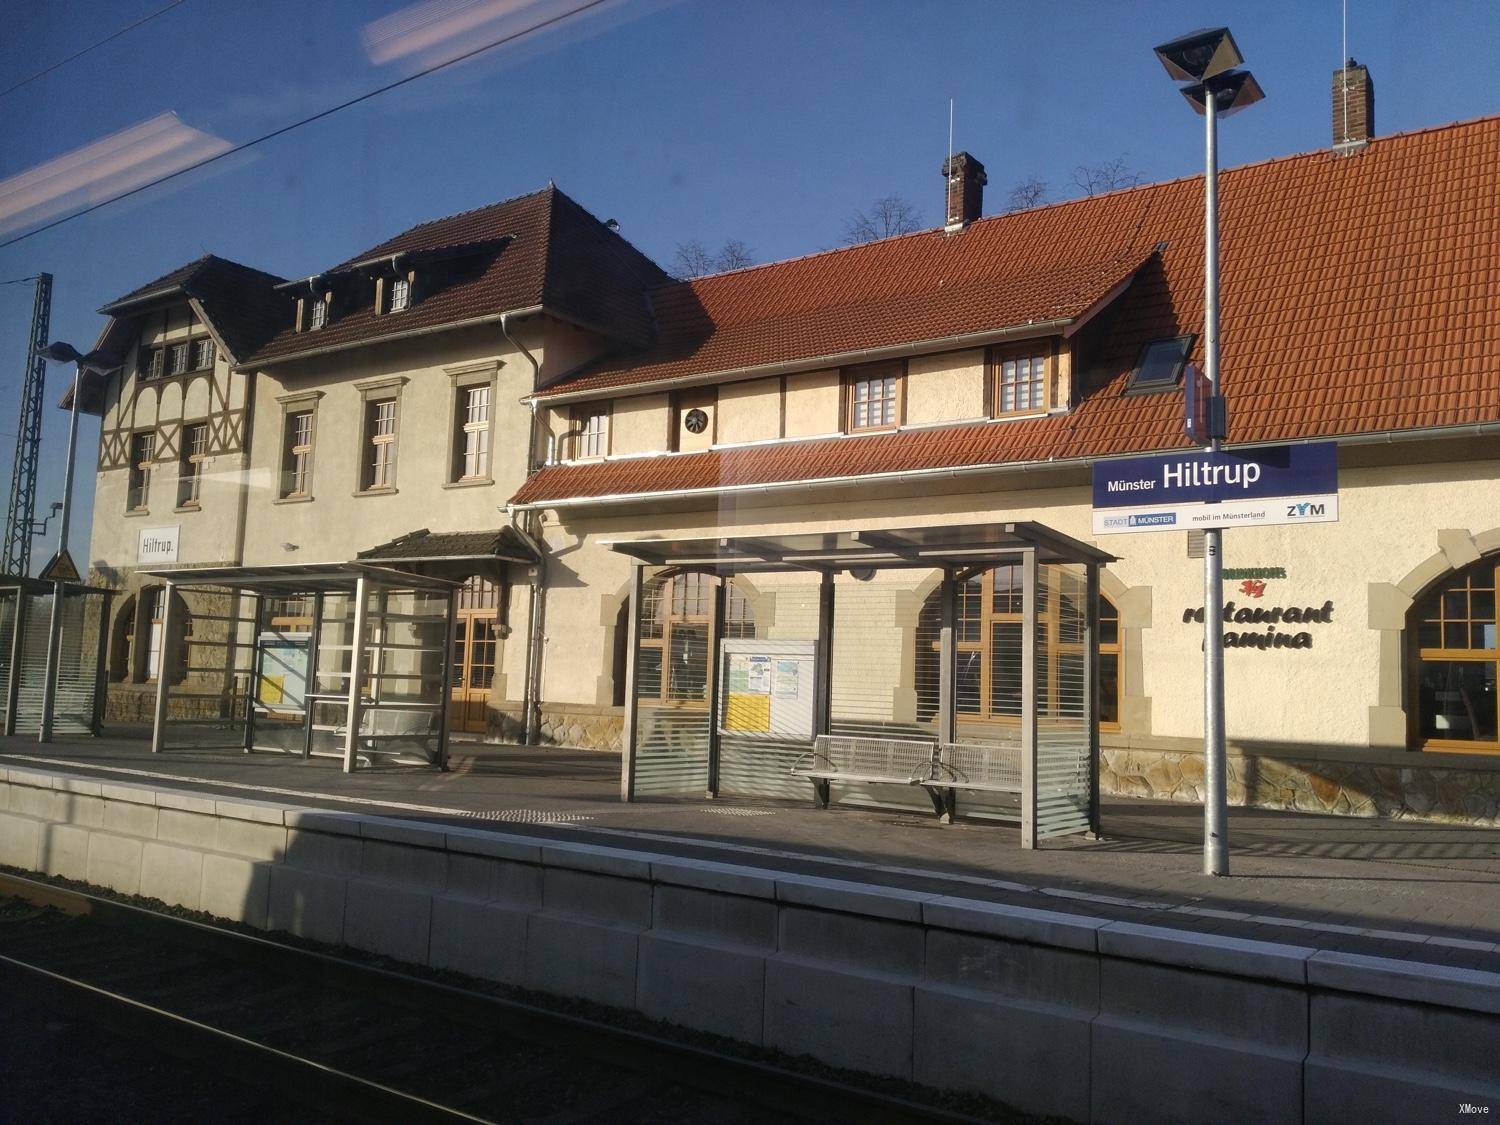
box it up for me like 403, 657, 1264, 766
176, 421, 209, 508
920, 567, 1106, 727
127, 431, 155, 512
988, 342, 1052, 418
352, 377, 406, 494
637, 574, 754, 707
571, 402, 611, 460
1098, 595, 1122, 732
389, 276, 412, 312
448, 366, 497, 484
281, 410, 315, 499
363, 398, 398, 491
843, 360, 905, 433
1408, 557, 1500, 754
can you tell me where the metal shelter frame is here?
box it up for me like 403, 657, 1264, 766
142, 562, 459, 773
0, 577, 113, 737
609, 522, 1115, 847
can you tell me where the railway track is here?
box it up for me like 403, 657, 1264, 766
0, 872, 1012, 1124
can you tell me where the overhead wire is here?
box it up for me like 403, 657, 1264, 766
0, 0, 611, 252
0, 0, 190, 100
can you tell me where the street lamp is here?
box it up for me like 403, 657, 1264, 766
1153, 27, 1264, 877
35, 340, 114, 743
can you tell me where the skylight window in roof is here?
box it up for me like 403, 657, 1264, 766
1126, 335, 1194, 394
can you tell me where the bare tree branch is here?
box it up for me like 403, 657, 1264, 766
716, 239, 754, 271
1005, 176, 1050, 211
673, 238, 756, 278
672, 238, 713, 278
1070, 153, 1142, 198
842, 194, 924, 244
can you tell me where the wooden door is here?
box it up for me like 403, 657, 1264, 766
450, 576, 501, 734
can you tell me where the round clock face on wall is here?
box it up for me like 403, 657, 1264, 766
683, 408, 709, 434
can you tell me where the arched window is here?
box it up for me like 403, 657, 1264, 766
1410, 557, 1498, 750
115, 586, 191, 684
915, 569, 1119, 725
110, 595, 136, 682
636, 573, 754, 705
1099, 595, 1121, 730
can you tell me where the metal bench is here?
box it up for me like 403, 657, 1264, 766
791, 734, 939, 810
923, 740, 1023, 821
334, 706, 440, 764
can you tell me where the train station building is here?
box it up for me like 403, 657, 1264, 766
67, 66, 1500, 825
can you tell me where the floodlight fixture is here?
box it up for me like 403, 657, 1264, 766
1180, 69, 1266, 117
1153, 27, 1244, 83
38, 341, 81, 364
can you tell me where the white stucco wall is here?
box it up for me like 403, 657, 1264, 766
531, 450, 1500, 754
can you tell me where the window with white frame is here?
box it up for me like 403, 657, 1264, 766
389, 276, 411, 312
992, 346, 1049, 415
454, 384, 491, 480
846, 361, 902, 430
572, 403, 609, 458
145, 587, 165, 681
362, 398, 398, 490
167, 342, 190, 376
128, 432, 155, 510
309, 296, 328, 329
192, 338, 215, 370
281, 410, 314, 498
177, 423, 208, 507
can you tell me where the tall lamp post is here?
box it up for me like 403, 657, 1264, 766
35, 341, 112, 743
1152, 28, 1264, 877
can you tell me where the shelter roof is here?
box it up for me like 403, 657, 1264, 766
143, 562, 456, 593
607, 522, 1113, 573
356, 527, 538, 566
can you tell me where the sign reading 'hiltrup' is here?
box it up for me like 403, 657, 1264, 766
137, 525, 180, 565
1091, 443, 1338, 534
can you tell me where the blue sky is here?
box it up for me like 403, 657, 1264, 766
1, 0, 1497, 573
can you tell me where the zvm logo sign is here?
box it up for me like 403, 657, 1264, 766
1285, 502, 1326, 519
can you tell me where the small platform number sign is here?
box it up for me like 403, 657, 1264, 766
1092, 443, 1338, 534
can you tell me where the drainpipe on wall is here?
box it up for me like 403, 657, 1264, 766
501, 312, 546, 746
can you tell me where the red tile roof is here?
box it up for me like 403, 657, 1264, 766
98, 254, 289, 363
513, 116, 1500, 505
250, 186, 667, 365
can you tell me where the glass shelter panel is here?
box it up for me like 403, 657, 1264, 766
632, 569, 714, 795
1035, 563, 1094, 838
826, 569, 943, 813
716, 572, 807, 801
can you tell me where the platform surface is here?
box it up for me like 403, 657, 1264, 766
5, 734, 1500, 971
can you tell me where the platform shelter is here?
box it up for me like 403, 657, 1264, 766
610, 523, 1114, 846
144, 562, 458, 772
0, 578, 114, 737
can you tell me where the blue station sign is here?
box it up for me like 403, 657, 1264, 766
1092, 443, 1338, 534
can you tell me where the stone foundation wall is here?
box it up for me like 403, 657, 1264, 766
106, 684, 240, 725
3, 762, 1499, 1123
488, 704, 622, 752
1101, 744, 1500, 827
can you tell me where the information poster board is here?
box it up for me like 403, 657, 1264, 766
257, 631, 310, 714
718, 639, 816, 740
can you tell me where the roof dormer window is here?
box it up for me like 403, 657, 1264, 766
309, 295, 329, 330
389, 276, 410, 312
1126, 335, 1194, 394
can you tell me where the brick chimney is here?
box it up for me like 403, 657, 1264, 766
1332, 59, 1374, 151
942, 152, 987, 232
